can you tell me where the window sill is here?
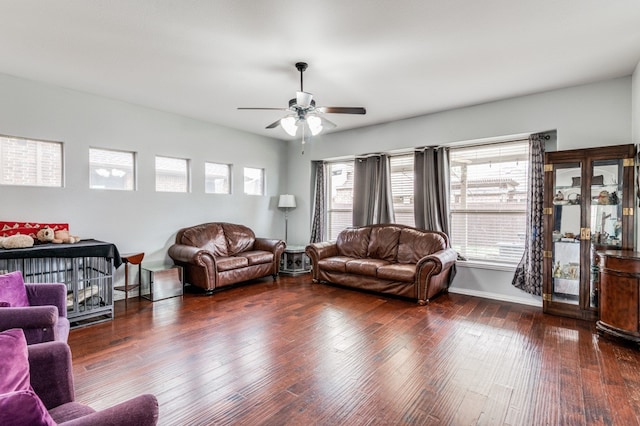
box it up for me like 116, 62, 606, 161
456, 260, 517, 272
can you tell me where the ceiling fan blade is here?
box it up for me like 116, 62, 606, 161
265, 119, 282, 129
319, 116, 337, 129
237, 107, 288, 111
317, 106, 366, 114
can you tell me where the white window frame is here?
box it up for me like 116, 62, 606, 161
0, 134, 63, 187
326, 161, 355, 240
205, 162, 231, 194
449, 140, 529, 265
89, 147, 136, 191
155, 155, 190, 193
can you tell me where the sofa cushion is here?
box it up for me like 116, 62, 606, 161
49, 401, 96, 424
216, 256, 249, 272
0, 271, 29, 308
367, 226, 401, 261
397, 229, 447, 264
377, 264, 416, 282
181, 223, 228, 256
223, 223, 255, 255
317, 256, 353, 273
336, 228, 371, 258
238, 250, 273, 266
346, 258, 390, 276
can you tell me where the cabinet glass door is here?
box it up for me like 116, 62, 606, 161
551, 163, 581, 305
589, 159, 624, 308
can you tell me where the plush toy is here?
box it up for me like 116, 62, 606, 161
52, 229, 80, 244
0, 234, 35, 249
36, 227, 55, 243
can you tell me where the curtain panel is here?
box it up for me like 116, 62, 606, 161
512, 134, 546, 295
352, 155, 395, 226
309, 161, 326, 243
414, 147, 451, 234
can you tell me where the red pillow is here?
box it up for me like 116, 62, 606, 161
0, 271, 29, 308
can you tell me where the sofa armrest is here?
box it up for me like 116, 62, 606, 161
305, 242, 338, 261
26, 284, 68, 319
0, 306, 58, 331
168, 244, 216, 266
254, 238, 286, 254
417, 247, 458, 275
28, 341, 74, 410
63, 394, 159, 426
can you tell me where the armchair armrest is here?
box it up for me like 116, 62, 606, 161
0, 306, 58, 331
64, 394, 159, 426
26, 284, 67, 318
253, 238, 286, 254
28, 341, 74, 410
305, 242, 338, 261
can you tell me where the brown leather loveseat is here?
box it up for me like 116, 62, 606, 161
305, 224, 457, 304
168, 222, 286, 294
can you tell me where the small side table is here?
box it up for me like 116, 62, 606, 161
141, 263, 183, 301
280, 245, 311, 276
114, 252, 145, 307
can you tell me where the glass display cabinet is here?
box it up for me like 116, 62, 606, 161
543, 144, 635, 320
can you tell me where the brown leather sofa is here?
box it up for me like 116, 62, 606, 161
305, 224, 457, 304
168, 222, 286, 294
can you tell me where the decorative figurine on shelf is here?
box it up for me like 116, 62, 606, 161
554, 191, 564, 202
608, 191, 619, 205
598, 190, 610, 205
553, 261, 562, 278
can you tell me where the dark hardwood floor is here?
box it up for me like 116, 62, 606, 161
68, 275, 640, 425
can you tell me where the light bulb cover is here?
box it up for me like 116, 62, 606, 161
307, 115, 323, 135
280, 116, 298, 136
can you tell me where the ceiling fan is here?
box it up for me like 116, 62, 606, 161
238, 62, 366, 140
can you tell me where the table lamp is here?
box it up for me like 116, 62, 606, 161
278, 194, 296, 242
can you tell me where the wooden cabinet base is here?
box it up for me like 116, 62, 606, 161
596, 320, 640, 345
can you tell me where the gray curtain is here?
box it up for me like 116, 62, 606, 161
512, 134, 546, 295
309, 161, 325, 243
414, 147, 451, 234
352, 155, 395, 226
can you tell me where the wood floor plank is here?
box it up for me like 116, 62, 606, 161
66, 276, 640, 425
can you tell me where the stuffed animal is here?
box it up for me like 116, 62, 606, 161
0, 234, 35, 249
36, 227, 55, 243
52, 229, 80, 244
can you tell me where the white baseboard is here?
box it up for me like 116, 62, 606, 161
448, 287, 542, 308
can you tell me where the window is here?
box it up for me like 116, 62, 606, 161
155, 156, 189, 192
327, 161, 354, 240
89, 148, 135, 190
243, 167, 264, 195
390, 154, 415, 227
449, 140, 529, 264
205, 162, 231, 194
0, 135, 62, 187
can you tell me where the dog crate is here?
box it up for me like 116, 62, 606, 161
0, 240, 120, 327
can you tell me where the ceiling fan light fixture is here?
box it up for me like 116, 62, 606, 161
296, 91, 313, 108
307, 115, 323, 135
280, 116, 298, 136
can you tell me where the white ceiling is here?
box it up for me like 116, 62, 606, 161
1, 1, 640, 140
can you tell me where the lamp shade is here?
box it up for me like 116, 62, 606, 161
278, 194, 296, 208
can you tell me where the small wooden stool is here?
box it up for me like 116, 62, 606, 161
115, 252, 145, 307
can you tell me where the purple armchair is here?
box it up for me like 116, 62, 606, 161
0, 329, 159, 425
29, 339, 159, 425
0, 271, 70, 344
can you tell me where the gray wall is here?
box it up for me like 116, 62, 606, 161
0, 73, 287, 287
284, 76, 635, 306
